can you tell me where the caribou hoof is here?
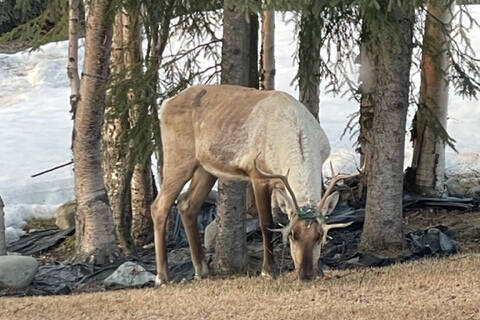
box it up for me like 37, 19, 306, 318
194, 273, 207, 281
155, 274, 168, 287
194, 260, 209, 280
261, 269, 275, 279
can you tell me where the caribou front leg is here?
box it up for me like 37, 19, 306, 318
251, 180, 275, 277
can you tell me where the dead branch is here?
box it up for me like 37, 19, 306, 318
31, 160, 73, 178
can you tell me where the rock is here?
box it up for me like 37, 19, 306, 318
103, 261, 155, 287
467, 186, 480, 202
0, 255, 38, 288
446, 177, 480, 198
410, 227, 457, 256
438, 230, 457, 253
204, 219, 218, 253
55, 200, 76, 230
445, 178, 463, 197
459, 177, 480, 190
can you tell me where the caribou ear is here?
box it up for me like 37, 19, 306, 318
319, 191, 339, 216
271, 188, 295, 219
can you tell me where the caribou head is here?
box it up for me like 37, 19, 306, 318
254, 158, 358, 281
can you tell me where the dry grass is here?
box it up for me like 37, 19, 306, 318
2, 254, 480, 320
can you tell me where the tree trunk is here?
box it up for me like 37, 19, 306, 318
213, 0, 256, 275
122, 9, 154, 248
0, 196, 5, 255
248, 6, 274, 217
359, 4, 415, 257
410, 0, 453, 197
131, 158, 155, 246
246, 13, 260, 218
298, 11, 321, 121
260, 9, 275, 90
248, 13, 259, 89
72, 0, 119, 264
67, 0, 80, 121
102, 10, 135, 254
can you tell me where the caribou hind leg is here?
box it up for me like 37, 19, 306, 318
177, 166, 217, 279
151, 161, 197, 286
251, 180, 275, 277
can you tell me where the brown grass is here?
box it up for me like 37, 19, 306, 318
2, 254, 480, 320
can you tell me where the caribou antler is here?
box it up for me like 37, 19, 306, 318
269, 214, 299, 245
316, 163, 363, 245
254, 154, 302, 245
253, 154, 300, 213
318, 164, 363, 216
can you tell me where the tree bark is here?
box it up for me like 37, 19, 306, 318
359, 4, 415, 257
102, 11, 135, 254
0, 196, 5, 255
67, 0, 80, 109
298, 11, 321, 121
72, 0, 119, 264
246, 13, 260, 218
260, 9, 275, 90
131, 158, 155, 246
410, 0, 453, 197
213, 1, 256, 275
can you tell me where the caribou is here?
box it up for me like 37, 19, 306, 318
151, 84, 358, 284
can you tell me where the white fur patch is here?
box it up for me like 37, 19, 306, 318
246, 92, 330, 207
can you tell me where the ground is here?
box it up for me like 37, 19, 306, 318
2, 253, 480, 320
2, 208, 480, 319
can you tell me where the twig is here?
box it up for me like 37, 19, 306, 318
333, 271, 355, 280
31, 160, 73, 178
160, 39, 221, 68
13, 303, 33, 314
